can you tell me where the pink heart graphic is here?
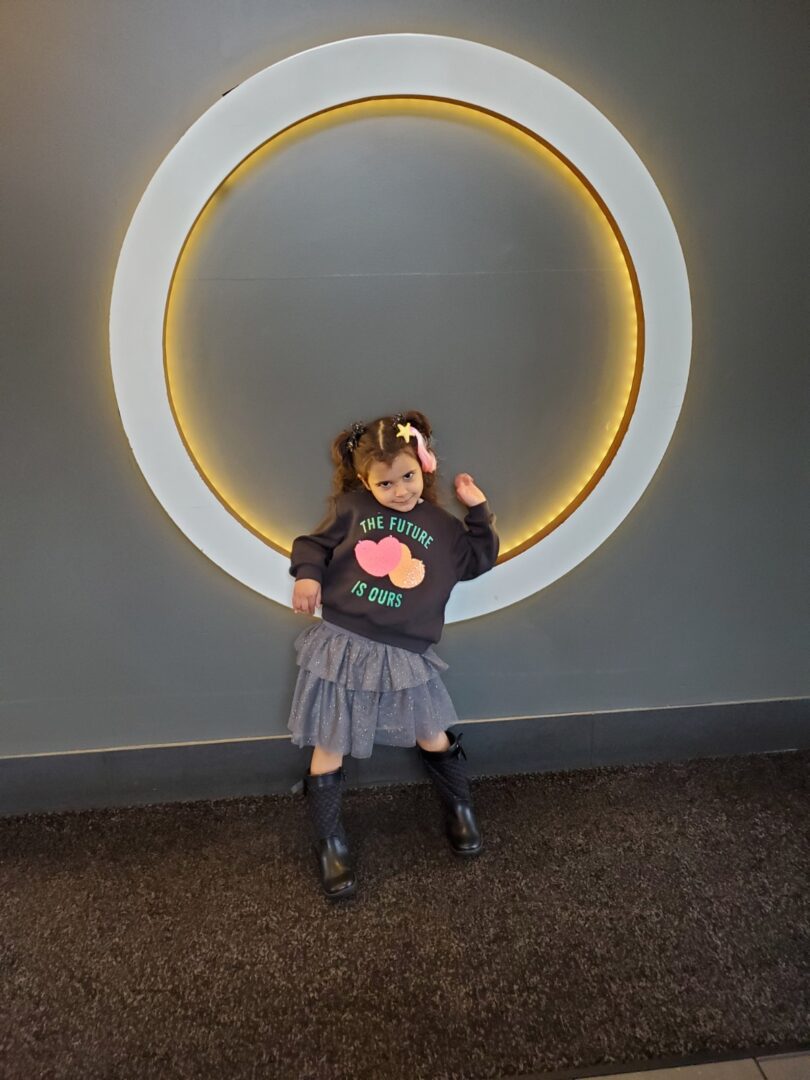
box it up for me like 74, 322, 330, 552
354, 536, 403, 577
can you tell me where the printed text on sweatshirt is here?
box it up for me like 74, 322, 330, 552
290, 490, 499, 653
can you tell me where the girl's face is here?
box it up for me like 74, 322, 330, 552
361, 452, 424, 513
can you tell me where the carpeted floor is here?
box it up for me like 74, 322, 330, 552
0, 749, 808, 1079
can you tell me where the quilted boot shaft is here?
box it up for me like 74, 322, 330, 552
304, 767, 347, 844
419, 730, 472, 806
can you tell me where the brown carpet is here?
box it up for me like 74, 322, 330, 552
1, 749, 808, 1079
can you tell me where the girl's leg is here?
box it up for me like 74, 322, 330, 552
309, 744, 344, 775
416, 731, 450, 752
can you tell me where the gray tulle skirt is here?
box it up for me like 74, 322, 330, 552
287, 619, 458, 759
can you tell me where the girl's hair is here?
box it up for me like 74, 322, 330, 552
328, 410, 439, 509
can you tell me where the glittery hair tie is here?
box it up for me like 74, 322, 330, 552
345, 422, 365, 454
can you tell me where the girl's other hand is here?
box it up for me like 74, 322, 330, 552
454, 473, 487, 507
292, 578, 321, 615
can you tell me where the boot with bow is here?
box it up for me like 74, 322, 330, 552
303, 766, 357, 900
418, 730, 483, 856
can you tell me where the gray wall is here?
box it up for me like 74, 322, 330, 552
2, 0, 808, 761
170, 99, 631, 554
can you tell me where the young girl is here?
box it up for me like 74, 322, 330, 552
288, 411, 499, 900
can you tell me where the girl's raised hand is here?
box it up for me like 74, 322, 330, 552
292, 578, 322, 615
454, 473, 487, 508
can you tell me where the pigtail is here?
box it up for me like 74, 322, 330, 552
330, 428, 354, 471
328, 423, 367, 499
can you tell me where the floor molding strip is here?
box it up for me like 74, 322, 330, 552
1, 697, 807, 815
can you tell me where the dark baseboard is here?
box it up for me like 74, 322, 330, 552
1, 697, 807, 816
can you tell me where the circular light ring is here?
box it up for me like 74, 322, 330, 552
164, 94, 644, 563
110, 34, 691, 622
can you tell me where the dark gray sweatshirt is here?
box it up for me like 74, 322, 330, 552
290, 489, 499, 653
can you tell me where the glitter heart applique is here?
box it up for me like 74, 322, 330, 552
388, 543, 426, 589
354, 536, 403, 577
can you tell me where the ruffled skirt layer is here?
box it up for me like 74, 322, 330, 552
287, 620, 458, 759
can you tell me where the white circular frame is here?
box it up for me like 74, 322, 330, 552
110, 33, 691, 622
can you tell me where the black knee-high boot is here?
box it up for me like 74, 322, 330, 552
303, 766, 357, 900
418, 731, 483, 856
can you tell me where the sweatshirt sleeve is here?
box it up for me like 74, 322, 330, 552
289, 498, 350, 583
454, 501, 500, 581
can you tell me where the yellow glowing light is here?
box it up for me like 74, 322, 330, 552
164, 95, 644, 562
